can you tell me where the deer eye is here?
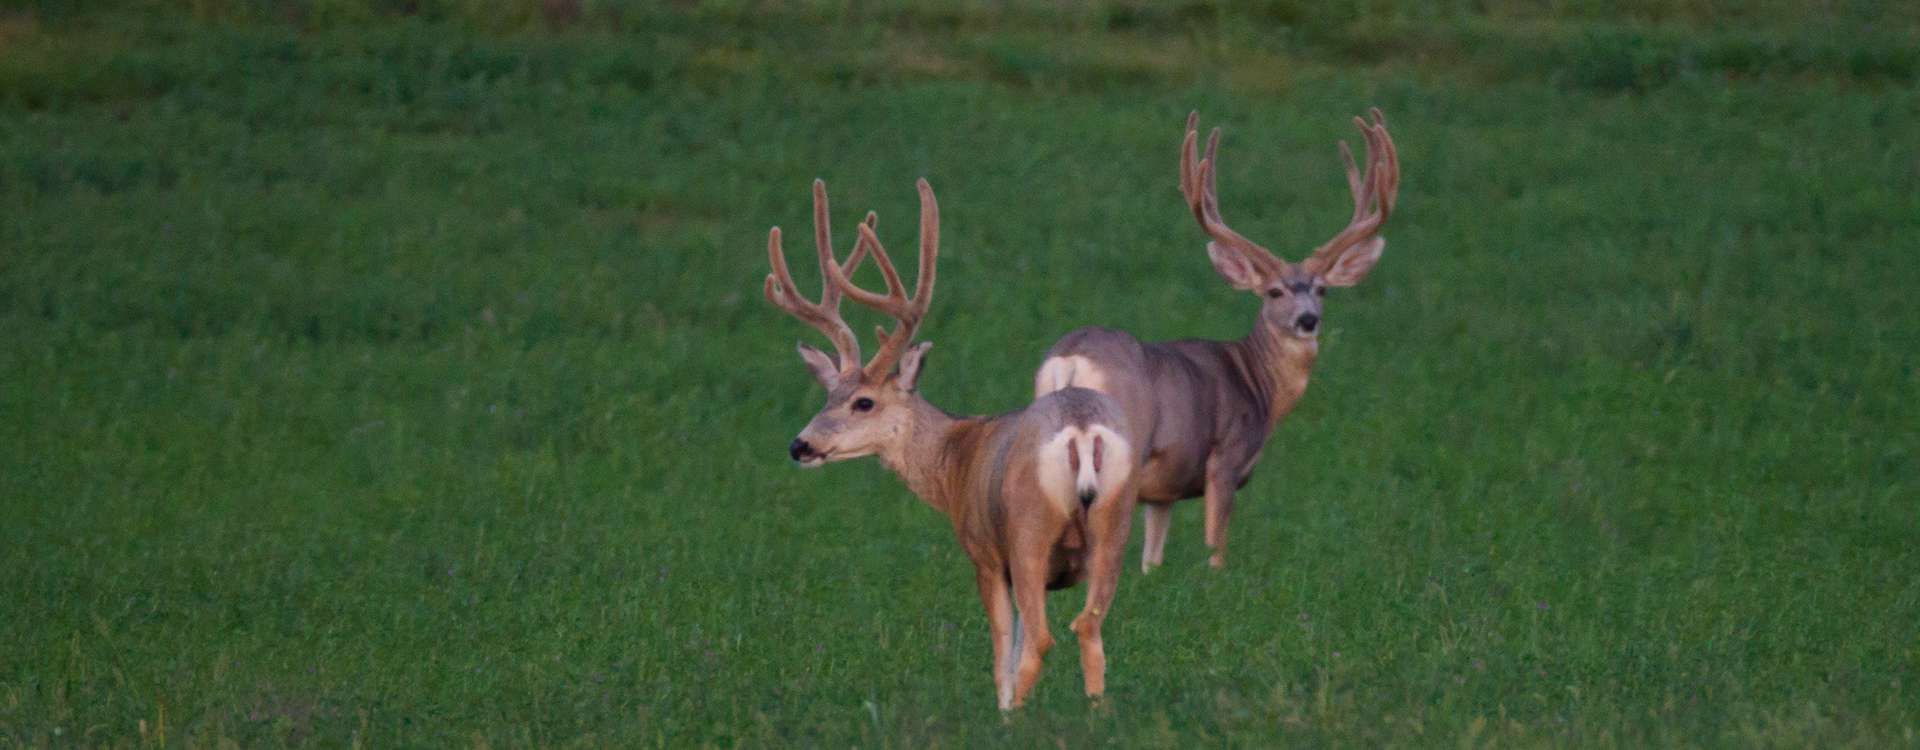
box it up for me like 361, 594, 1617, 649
1265, 288, 1284, 299
1315, 286, 1327, 297
851, 397, 876, 412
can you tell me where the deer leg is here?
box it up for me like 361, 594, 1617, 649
1008, 542, 1056, 708
1073, 485, 1136, 700
1203, 471, 1236, 569
1140, 502, 1171, 573
975, 565, 1016, 710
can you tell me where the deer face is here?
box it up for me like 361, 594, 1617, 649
765, 177, 940, 469
1208, 237, 1381, 339
1184, 110, 1396, 341
1258, 267, 1328, 338
787, 342, 932, 467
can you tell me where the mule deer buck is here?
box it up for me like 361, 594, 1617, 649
1035, 109, 1400, 572
766, 178, 1142, 710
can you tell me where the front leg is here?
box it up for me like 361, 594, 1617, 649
1202, 456, 1237, 569
974, 565, 1015, 710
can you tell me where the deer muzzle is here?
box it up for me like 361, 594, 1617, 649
789, 437, 823, 465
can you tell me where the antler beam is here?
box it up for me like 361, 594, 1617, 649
824, 178, 940, 381
764, 179, 872, 374
1179, 112, 1286, 275
1306, 108, 1399, 274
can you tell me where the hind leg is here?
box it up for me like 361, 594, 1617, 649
1074, 483, 1137, 699
1140, 502, 1171, 573
974, 564, 1016, 710
1007, 535, 1058, 707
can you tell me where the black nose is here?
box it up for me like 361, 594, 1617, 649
1297, 313, 1320, 332
788, 438, 813, 461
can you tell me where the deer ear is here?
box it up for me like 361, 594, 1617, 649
895, 341, 933, 391
1207, 242, 1266, 291
1322, 237, 1384, 288
795, 342, 840, 388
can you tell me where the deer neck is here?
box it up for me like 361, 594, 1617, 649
1234, 318, 1319, 428
874, 396, 974, 519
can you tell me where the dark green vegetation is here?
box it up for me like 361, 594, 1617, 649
3, 1, 1916, 745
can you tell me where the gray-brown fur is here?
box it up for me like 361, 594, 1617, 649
1036, 110, 1398, 571
1039, 314, 1315, 568
1045, 325, 1313, 497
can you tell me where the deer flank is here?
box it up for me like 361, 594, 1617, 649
767, 178, 1143, 710
1036, 109, 1401, 572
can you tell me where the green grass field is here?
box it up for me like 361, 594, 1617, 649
3, 2, 1917, 745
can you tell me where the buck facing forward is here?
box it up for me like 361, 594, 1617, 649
1037, 110, 1401, 572
766, 178, 1141, 710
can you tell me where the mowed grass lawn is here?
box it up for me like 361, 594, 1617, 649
2, 3, 1916, 745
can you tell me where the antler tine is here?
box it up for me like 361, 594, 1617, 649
1337, 139, 1365, 223
810, 179, 842, 308
825, 178, 940, 381
1179, 112, 1283, 272
815, 180, 879, 307
1336, 110, 1396, 224
764, 180, 872, 373
1308, 109, 1400, 272
1179, 112, 1201, 211
1370, 108, 1400, 215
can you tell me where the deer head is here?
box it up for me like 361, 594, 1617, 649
764, 178, 940, 467
1179, 110, 1399, 338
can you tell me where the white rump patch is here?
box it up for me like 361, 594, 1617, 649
1035, 425, 1135, 515
1084, 425, 1133, 502
1033, 355, 1113, 397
